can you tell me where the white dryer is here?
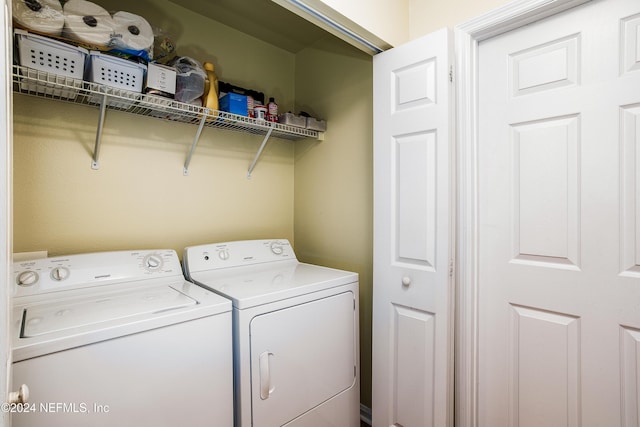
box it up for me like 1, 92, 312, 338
11, 249, 234, 427
183, 239, 360, 427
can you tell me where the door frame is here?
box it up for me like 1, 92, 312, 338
1, 0, 12, 425
454, 0, 590, 425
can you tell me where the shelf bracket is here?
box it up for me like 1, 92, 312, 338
91, 94, 108, 170
247, 127, 274, 179
183, 111, 209, 176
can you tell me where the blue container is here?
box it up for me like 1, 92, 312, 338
219, 93, 248, 116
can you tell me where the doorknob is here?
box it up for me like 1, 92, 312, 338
8, 384, 29, 404
401, 276, 411, 287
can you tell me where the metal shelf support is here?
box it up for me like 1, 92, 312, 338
247, 127, 274, 179
183, 111, 210, 176
91, 94, 108, 170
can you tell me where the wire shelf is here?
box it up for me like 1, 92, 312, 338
12, 65, 319, 141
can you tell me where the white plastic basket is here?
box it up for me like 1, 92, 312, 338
87, 51, 147, 93
15, 29, 87, 79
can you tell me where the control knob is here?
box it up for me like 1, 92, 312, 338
50, 266, 70, 281
17, 271, 39, 287
270, 242, 284, 255
144, 254, 164, 271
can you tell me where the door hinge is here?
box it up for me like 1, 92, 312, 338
449, 259, 454, 277
449, 65, 453, 83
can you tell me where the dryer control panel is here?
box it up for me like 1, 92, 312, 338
13, 249, 183, 298
184, 239, 296, 274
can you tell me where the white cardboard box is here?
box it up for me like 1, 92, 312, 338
146, 62, 176, 95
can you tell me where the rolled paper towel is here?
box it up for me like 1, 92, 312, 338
12, 0, 64, 36
111, 11, 154, 53
63, 0, 114, 47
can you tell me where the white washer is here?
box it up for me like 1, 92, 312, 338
11, 249, 234, 427
183, 239, 360, 427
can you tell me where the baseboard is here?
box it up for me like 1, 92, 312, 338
360, 404, 372, 425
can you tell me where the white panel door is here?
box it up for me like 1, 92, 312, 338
478, 0, 640, 425
372, 29, 454, 427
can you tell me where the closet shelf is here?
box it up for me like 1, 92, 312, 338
12, 65, 322, 175
12, 65, 319, 140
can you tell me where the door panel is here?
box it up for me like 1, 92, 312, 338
621, 326, 640, 426
509, 305, 581, 427
478, 0, 640, 425
395, 131, 437, 268
509, 34, 580, 96
392, 305, 435, 427
621, 104, 640, 276
621, 13, 640, 74
511, 114, 580, 268
372, 28, 453, 427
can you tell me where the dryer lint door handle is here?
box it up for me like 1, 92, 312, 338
259, 351, 275, 400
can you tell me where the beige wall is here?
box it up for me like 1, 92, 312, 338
301, 0, 512, 48
293, 38, 373, 407
307, 0, 409, 47
13, 100, 295, 255
409, 0, 512, 38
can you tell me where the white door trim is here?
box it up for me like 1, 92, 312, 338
1, 0, 11, 425
454, 1, 590, 426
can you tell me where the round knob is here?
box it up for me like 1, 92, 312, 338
50, 266, 70, 281
218, 250, 230, 260
9, 384, 29, 404
270, 242, 284, 255
144, 254, 163, 271
401, 276, 412, 287
17, 271, 39, 287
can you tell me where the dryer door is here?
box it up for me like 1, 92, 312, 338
250, 291, 356, 427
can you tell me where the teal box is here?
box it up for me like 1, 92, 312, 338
219, 93, 248, 116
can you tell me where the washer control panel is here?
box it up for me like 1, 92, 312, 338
184, 239, 296, 274
13, 249, 182, 298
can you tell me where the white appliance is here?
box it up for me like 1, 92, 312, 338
183, 239, 360, 427
10, 249, 234, 427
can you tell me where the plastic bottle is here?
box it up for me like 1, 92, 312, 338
247, 95, 254, 118
267, 97, 278, 122
203, 62, 219, 112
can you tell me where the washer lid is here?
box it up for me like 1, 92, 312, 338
21, 286, 197, 338
189, 261, 358, 309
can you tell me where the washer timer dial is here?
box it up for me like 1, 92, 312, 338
50, 266, 70, 281
270, 241, 284, 255
143, 254, 164, 271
